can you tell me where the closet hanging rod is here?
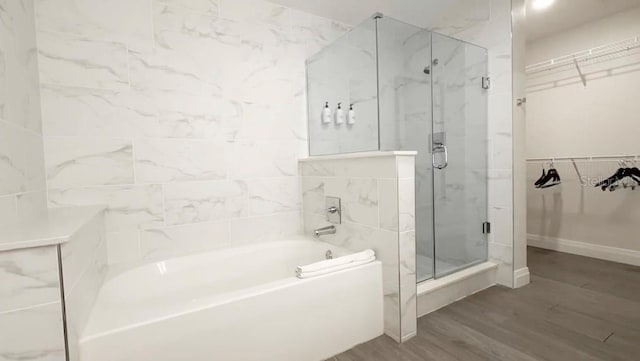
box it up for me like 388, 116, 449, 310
526, 35, 640, 74
527, 155, 640, 162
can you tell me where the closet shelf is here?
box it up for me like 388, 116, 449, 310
526, 35, 640, 75
527, 155, 640, 162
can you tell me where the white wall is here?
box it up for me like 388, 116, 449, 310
0, 0, 47, 227
526, 7, 640, 158
527, 7, 640, 64
526, 8, 640, 261
33, 0, 348, 264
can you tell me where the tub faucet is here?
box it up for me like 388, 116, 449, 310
314, 225, 336, 237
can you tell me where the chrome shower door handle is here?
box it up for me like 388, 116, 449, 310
437, 144, 448, 169
327, 206, 339, 214
432, 143, 448, 170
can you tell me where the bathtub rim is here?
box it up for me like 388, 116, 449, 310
82, 260, 382, 343
82, 239, 377, 342
104, 238, 353, 284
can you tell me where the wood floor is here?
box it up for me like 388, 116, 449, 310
333, 247, 640, 361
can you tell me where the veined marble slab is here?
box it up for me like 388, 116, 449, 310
0, 302, 66, 361
0, 206, 105, 252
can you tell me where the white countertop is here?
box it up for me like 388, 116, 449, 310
0, 206, 105, 252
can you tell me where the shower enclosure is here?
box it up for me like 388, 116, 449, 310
306, 14, 488, 282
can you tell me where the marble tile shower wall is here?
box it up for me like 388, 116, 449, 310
33, 0, 349, 263
0, 0, 47, 227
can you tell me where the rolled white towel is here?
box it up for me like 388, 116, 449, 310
296, 249, 375, 275
296, 256, 375, 279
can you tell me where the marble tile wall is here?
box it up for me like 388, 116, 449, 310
61, 211, 108, 361
0, 2, 57, 354
397, 171, 417, 340
0, 207, 106, 361
299, 153, 416, 342
0, 246, 66, 361
34, 0, 350, 263
0, 0, 47, 227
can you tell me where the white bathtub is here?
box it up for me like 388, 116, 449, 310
79, 240, 384, 361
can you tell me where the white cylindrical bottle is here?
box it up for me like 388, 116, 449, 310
335, 102, 345, 124
347, 104, 356, 125
322, 102, 331, 124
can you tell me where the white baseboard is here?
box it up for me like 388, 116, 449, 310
400, 331, 417, 343
513, 267, 530, 288
528, 234, 640, 266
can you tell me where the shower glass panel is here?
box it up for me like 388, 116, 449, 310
306, 15, 488, 282
306, 18, 379, 156
431, 33, 488, 277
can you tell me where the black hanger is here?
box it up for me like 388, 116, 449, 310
536, 165, 561, 188
595, 160, 640, 191
614, 169, 640, 191
538, 168, 561, 188
624, 162, 640, 185
534, 168, 546, 187
594, 167, 626, 191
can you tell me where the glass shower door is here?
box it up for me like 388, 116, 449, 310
431, 33, 489, 278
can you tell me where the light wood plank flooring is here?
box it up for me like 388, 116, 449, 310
333, 247, 640, 361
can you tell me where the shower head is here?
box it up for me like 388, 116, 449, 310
424, 58, 438, 75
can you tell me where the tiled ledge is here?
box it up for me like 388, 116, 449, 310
0, 206, 105, 252
300, 152, 417, 342
299, 151, 417, 162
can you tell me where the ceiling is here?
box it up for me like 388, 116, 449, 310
268, 0, 640, 42
526, 0, 640, 41
267, 0, 392, 25
266, 0, 491, 30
